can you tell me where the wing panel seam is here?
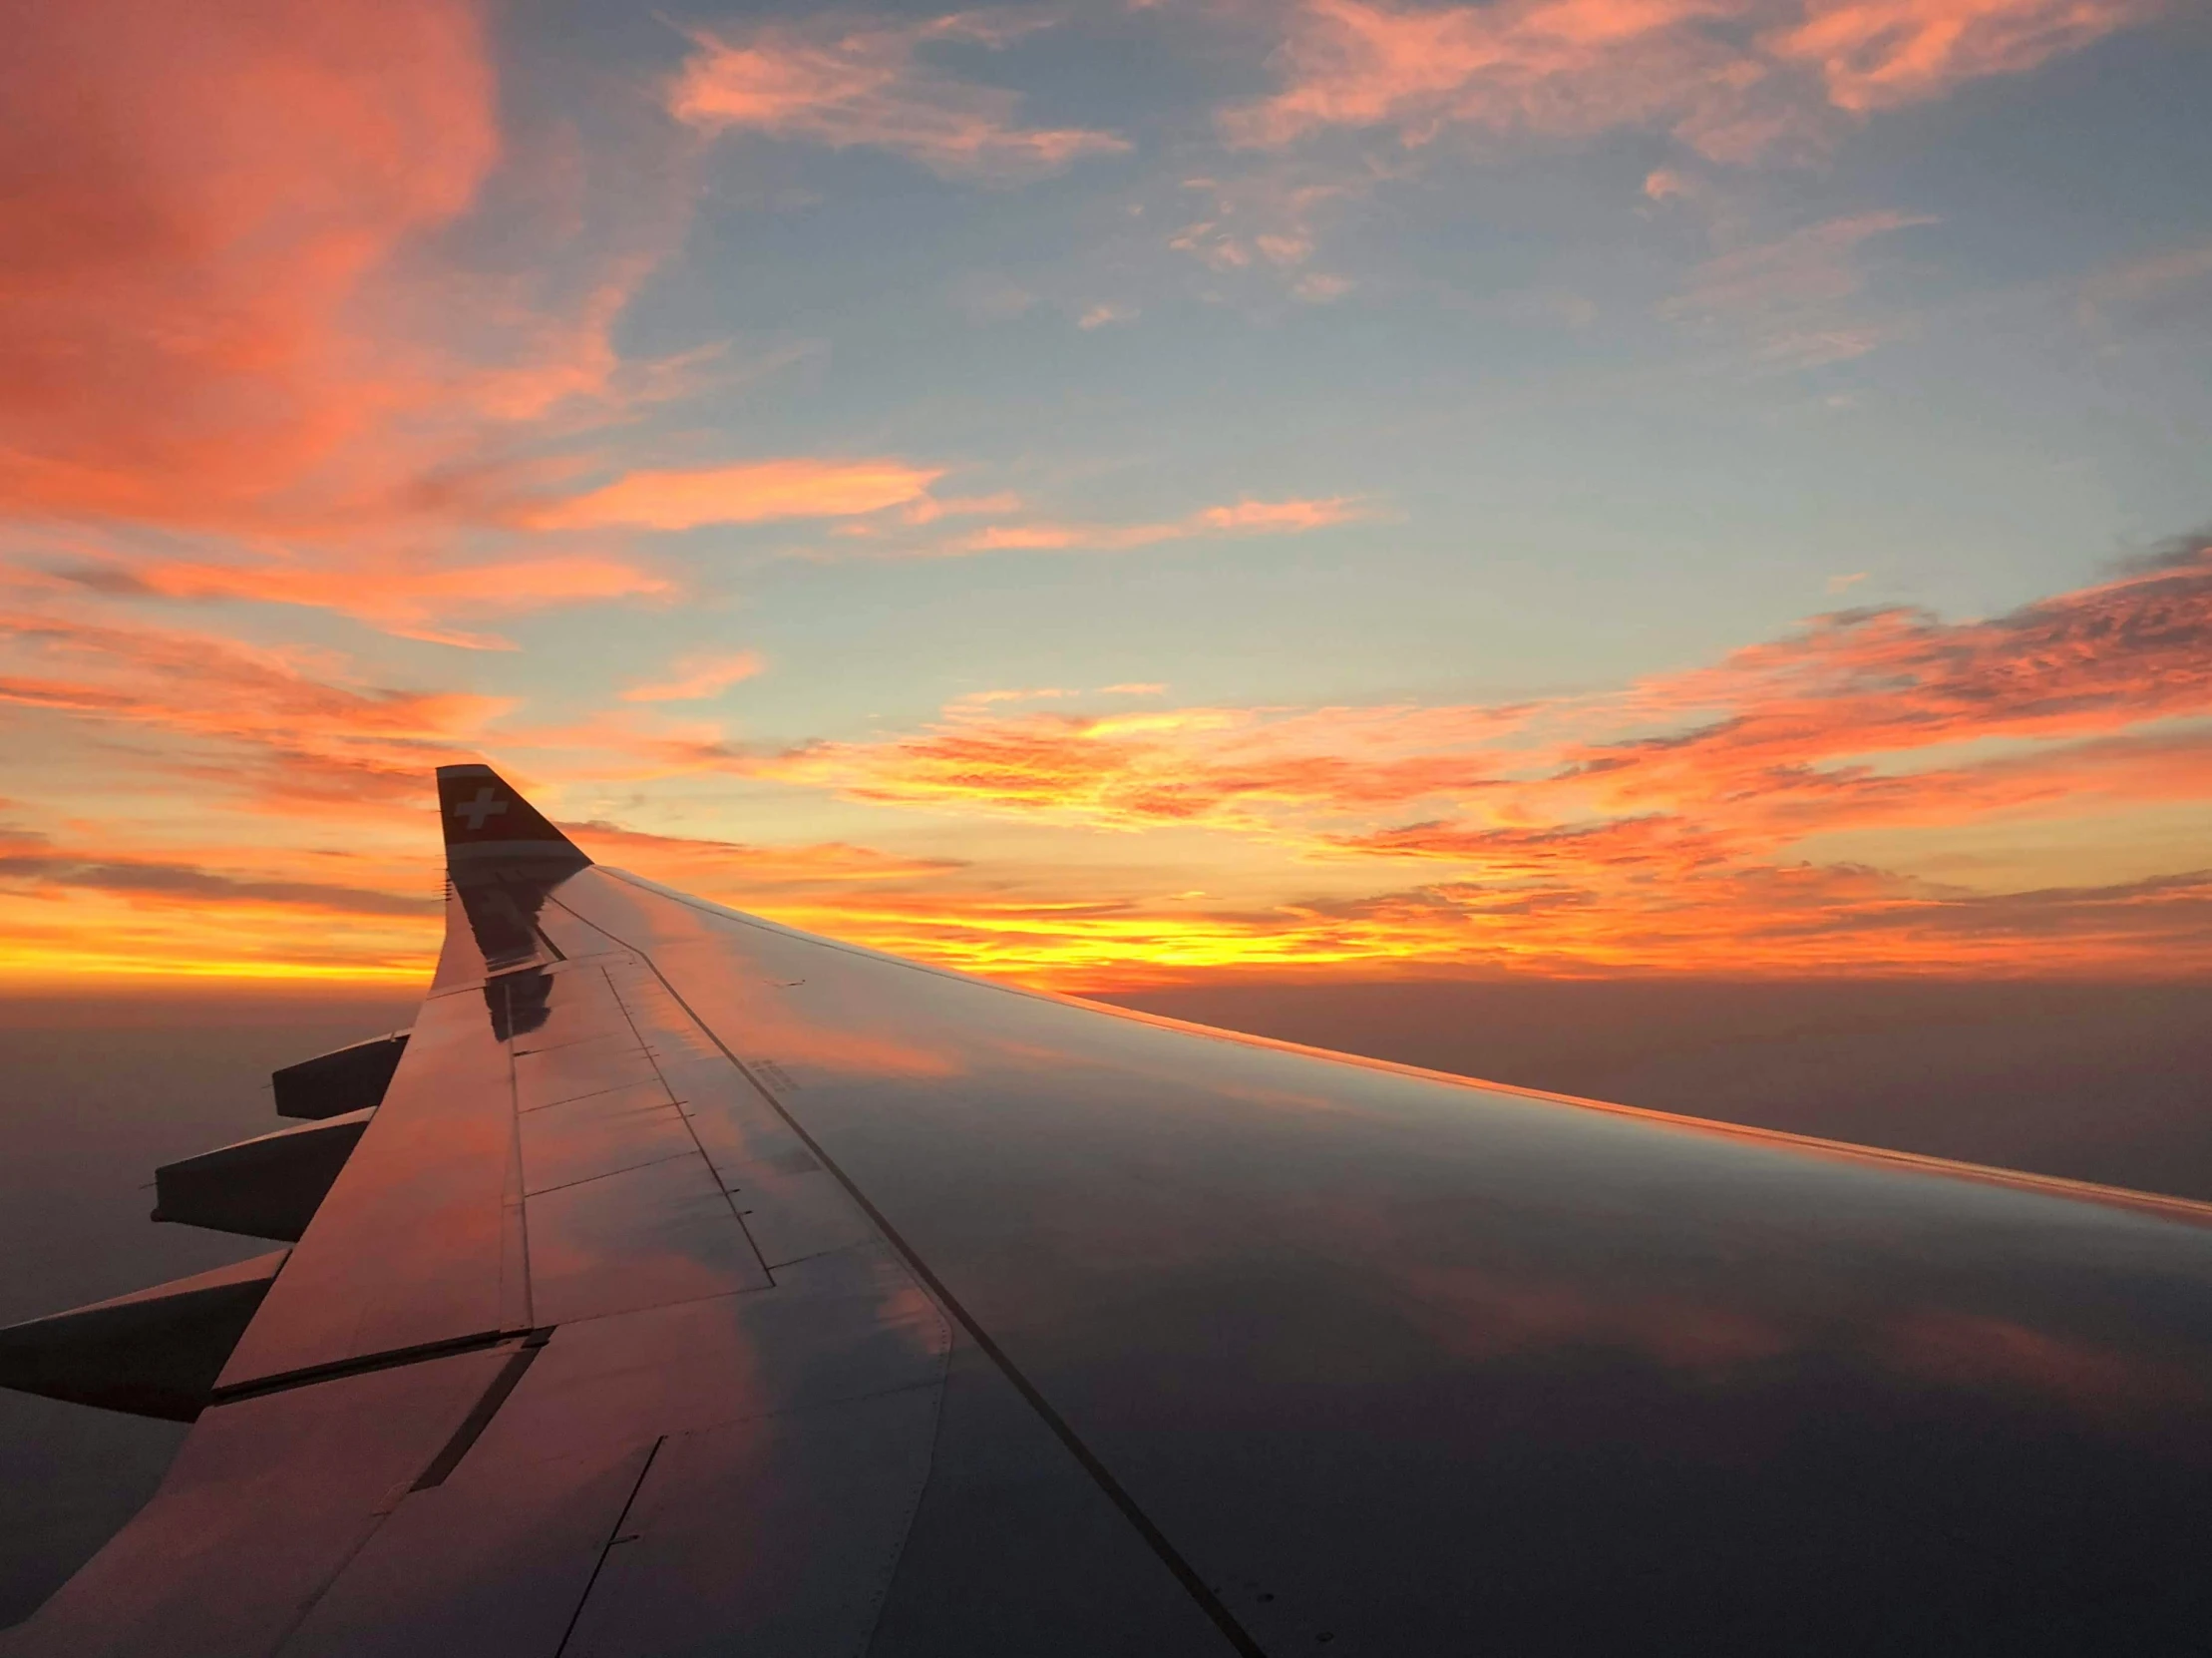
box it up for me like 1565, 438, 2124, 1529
553, 1435, 666, 1658
544, 889, 1267, 1658
210, 1328, 526, 1406
592, 958, 780, 1285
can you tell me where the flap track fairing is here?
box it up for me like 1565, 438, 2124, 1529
272, 1030, 409, 1119
0, 1251, 288, 1422
151, 1108, 374, 1242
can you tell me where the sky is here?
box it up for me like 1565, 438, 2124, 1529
1, 0, 2209, 991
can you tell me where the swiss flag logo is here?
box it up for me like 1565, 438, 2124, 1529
435, 764, 582, 857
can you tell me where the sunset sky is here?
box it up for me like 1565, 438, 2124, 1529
2, 0, 2208, 989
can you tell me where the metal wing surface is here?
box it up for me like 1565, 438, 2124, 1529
9, 763, 2212, 1656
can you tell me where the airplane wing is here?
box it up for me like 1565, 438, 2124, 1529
7, 762, 2212, 1656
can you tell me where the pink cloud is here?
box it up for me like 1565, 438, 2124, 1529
669, 13, 1131, 182
0, 0, 498, 529
1220, 0, 1778, 159
0, 0, 748, 653
1768, 0, 2161, 113
1221, 0, 2166, 165
1659, 209, 1935, 366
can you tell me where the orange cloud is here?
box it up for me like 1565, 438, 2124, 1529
0, 813, 450, 984
1768, 0, 2160, 113
529, 459, 943, 531
670, 13, 1130, 182
0, 0, 498, 529
703, 542, 2212, 983
0, 893, 437, 984
1222, 0, 1793, 161
927, 495, 1368, 557
758, 700, 1522, 825
0, 611, 513, 807
0, 0, 734, 659
690, 862, 2212, 990
563, 821, 965, 889
1222, 0, 2165, 164
1197, 497, 1365, 532
1579, 544, 2212, 796
7, 540, 2207, 990
73, 552, 673, 650
620, 651, 766, 702
0, 847, 436, 920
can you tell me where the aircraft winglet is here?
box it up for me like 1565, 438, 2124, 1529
434, 762, 591, 875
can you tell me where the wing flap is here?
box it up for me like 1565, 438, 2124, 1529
18, 1344, 526, 1658
280, 1244, 949, 1657
557, 1387, 943, 1658
275, 1434, 654, 1658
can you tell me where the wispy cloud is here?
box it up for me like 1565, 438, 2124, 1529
61, 551, 674, 651
669, 12, 1131, 182
620, 650, 766, 703
925, 495, 1369, 557
1077, 301, 1140, 329
707, 542, 2212, 980
564, 820, 965, 886
1166, 166, 1370, 299
0, 611, 513, 807
1659, 209, 1935, 367
775, 540, 2212, 840
1769, 0, 2162, 114
2076, 242, 2212, 331
527, 459, 944, 531
0, 852, 438, 919
1221, 0, 2165, 165
755, 700, 1530, 825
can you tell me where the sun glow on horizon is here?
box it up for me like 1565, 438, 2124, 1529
2, 0, 2207, 994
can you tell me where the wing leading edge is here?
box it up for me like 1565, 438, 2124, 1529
8, 765, 2212, 1656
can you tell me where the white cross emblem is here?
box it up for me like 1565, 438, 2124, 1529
454, 785, 510, 832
